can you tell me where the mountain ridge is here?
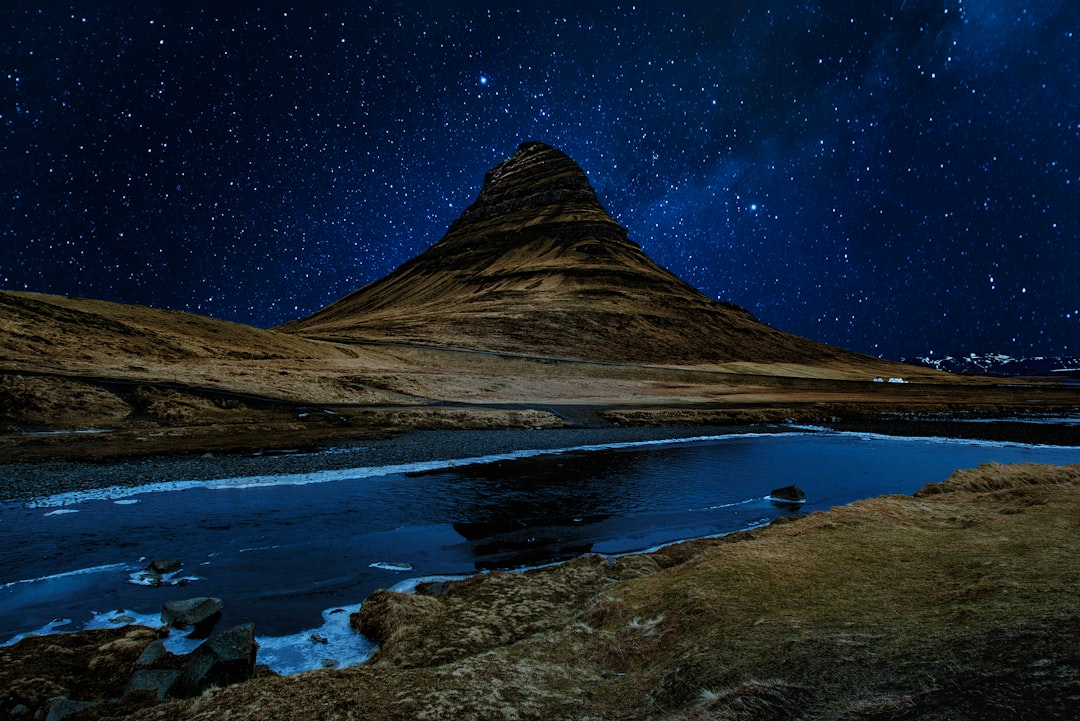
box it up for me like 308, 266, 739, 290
908, 353, 1080, 380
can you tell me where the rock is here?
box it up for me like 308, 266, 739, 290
172, 624, 258, 698
161, 597, 223, 633
147, 559, 182, 574
124, 669, 179, 701
44, 698, 94, 721
769, 485, 807, 504
132, 570, 164, 586
134, 639, 167, 667
417, 580, 450, 597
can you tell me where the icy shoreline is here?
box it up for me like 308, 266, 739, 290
1, 426, 759, 506
24, 430, 796, 508
8, 419, 1079, 508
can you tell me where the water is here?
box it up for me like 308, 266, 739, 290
2, 428, 1079, 672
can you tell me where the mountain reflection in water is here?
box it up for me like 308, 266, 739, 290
439, 451, 642, 569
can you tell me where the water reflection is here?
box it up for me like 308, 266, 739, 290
422, 448, 686, 569
452, 518, 602, 570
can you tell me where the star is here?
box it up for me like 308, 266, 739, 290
1, 4, 1076, 360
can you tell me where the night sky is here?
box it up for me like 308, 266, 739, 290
2, 2, 1077, 360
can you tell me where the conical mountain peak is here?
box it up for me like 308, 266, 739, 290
441, 141, 622, 244
482, 141, 588, 195
282, 143, 865, 366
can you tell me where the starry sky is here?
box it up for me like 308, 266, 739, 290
2, 2, 1078, 360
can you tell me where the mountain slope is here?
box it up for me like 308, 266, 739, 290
280, 142, 870, 366
0, 290, 336, 365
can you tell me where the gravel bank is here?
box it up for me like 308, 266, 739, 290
5, 419, 1078, 506
0, 425, 748, 505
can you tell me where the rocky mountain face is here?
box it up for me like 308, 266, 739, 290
281, 142, 870, 365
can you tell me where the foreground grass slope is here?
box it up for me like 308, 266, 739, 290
8, 462, 1074, 720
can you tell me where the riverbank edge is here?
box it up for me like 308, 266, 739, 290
0, 426, 756, 505
3, 419, 1080, 505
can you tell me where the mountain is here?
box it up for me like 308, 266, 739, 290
280, 142, 872, 366
909, 353, 1080, 381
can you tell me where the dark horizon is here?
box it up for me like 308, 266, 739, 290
2, 4, 1077, 360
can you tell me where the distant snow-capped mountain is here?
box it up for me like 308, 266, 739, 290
906, 353, 1080, 379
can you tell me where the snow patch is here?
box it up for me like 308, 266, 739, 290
0, 563, 134, 591
255, 603, 374, 675
369, 561, 413, 572
127, 570, 201, 587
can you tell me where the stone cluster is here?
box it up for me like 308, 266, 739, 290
1, 596, 259, 721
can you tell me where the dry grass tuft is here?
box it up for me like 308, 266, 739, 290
0, 374, 132, 428
584, 593, 631, 628
916, 461, 1080, 496
350, 590, 445, 667
601, 623, 665, 673
351, 556, 614, 670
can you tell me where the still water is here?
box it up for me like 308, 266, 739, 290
3, 428, 1079, 671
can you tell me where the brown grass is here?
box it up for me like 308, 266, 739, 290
915, 461, 1080, 495
5, 289, 1079, 465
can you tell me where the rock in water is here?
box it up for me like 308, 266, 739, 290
161, 596, 223, 632
770, 485, 807, 504
147, 559, 182, 574
172, 624, 258, 698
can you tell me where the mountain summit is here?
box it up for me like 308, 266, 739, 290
282, 142, 860, 364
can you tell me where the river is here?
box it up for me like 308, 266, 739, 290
3, 427, 1079, 673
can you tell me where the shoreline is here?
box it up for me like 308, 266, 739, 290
0, 425, 748, 505
4, 418, 1080, 505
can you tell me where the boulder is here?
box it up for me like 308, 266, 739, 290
147, 559, 182, 574
124, 669, 179, 701
161, 597, 223, 633
45, 698, 94, 721
172, 624, 258, 698
134, 639, 168, 668
769, 485, 807, 504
